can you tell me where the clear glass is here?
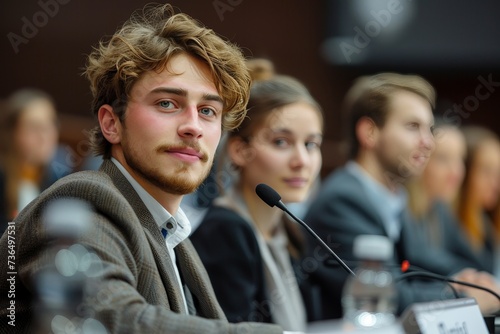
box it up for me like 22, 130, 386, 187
342, 261, 397, 329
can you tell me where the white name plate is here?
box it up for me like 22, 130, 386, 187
401, 298, 488, 334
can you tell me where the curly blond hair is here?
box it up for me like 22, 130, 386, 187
84, 3, 251, 158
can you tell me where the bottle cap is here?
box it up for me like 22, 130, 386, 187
353, 234, 393, 261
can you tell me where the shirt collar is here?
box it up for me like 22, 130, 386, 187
111, 157, 191, 247
346, 161, 407, 238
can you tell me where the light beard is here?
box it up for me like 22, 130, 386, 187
375, 140, 413, 187
123, 145, 212, 196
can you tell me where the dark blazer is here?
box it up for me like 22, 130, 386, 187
303, 166, 472, 320
191, 205, 316, 326
190, 206, 272, 323
0, 160, 282, 334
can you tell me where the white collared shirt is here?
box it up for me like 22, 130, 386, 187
111, 158, 191, 313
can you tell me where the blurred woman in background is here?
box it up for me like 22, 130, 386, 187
0, 88, 60, 232
406, 122, 487, 271
457, 126, 500, 273
190, 59, 323, 331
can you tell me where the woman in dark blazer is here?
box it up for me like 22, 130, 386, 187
191, 59, 324, 332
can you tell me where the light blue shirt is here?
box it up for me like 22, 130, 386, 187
111, 158, 191, 313
346, 161, 407, 241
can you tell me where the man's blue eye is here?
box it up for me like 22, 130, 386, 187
200, 108, 215, 116
159, 101, 173, 108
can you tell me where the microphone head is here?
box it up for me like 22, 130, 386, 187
255, 183, 282, 208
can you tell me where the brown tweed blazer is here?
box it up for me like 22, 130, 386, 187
0, 159, 282, 333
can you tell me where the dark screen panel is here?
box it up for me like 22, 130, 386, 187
322, 0, 500, 69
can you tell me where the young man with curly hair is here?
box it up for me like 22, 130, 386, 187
0, 4, 285, 334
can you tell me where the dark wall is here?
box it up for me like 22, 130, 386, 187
1, 0, 499, 174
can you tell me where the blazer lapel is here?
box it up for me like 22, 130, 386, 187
175, 239, 226, 320
99, 160, 187, 314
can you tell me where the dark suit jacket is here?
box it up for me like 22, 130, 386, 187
191, 206, 273, 323
303, 166, 471, 320
191, 205, 314, 326
0, 159, 282, 334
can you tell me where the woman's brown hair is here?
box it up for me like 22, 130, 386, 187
457, 126, 500, 249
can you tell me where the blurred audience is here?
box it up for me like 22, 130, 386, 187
302, 72, 500, 320
0, 88, 70, 233
190, 59, 323, 331
457, 126, 500, 274
406, 121, 487, 270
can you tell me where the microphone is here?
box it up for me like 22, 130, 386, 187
255, 183, 356, 277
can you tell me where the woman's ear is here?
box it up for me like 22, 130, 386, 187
356, 116, 378, 150
227, 137, 255, 167
98, 104, 121, 144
